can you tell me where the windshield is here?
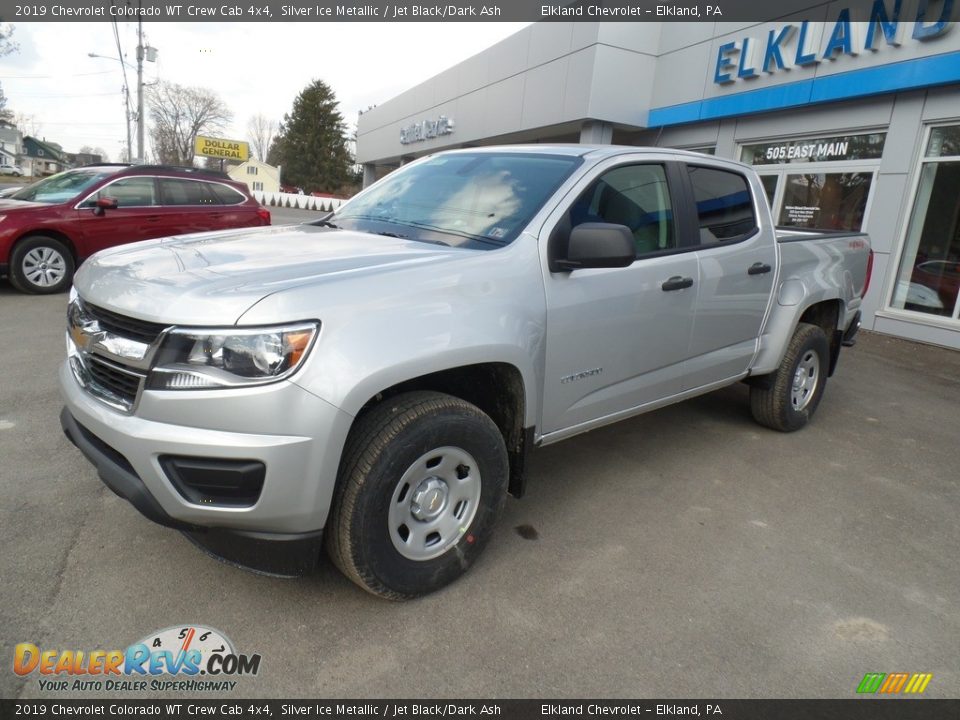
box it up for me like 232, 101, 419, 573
10, 169, 115, 204
333, 152, 582, 249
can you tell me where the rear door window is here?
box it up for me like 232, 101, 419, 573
686, 166, 757, 243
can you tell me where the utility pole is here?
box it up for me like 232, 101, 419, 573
136, 13, 145, 163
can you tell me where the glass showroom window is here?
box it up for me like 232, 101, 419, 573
741, 132, 884, 231
891, 125, 960, 319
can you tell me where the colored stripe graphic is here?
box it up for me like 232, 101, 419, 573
858, 672, 933, 694
879, 672, 909, 693
857, 673, 886, 693
904, 673, 933, 694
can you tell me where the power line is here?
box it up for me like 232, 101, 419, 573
13, 91, 125, 99
0, 70, 118, 79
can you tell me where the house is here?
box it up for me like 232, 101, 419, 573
22, 136, 66, 177
0, 121, 23, 168
227, 158, 280, 194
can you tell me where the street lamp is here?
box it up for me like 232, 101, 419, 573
87, 51, 133, 162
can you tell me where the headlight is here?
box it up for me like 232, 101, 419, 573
146, 322, 319, 390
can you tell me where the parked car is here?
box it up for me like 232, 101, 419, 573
60, 146, 871, 598
0, 164, 271, 293
0, 163, 24, 176
910, 259, 960, 313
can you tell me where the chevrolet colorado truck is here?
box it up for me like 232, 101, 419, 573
59, 146, 872, 599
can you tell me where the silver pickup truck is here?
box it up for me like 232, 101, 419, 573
59, 146, 872, 598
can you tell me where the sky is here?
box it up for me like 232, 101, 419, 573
0, 21, 530, 160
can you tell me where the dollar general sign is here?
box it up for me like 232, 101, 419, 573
195, 136, 249, 161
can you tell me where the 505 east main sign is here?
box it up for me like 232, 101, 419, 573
714, 0, 955, 84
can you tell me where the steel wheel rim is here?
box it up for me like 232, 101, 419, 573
791, 350, 820, 411
388, 446, 482, 562
22, 247, 67, 288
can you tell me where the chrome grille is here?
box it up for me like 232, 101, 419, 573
68, 298, 163, 413
85, 303, 169, 344
86, 355, 146, 406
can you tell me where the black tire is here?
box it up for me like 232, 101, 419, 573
327, 391, 508, 600
750, 322, 830, 432
10, 236, 75, 294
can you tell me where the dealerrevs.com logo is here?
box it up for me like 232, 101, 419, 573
13, 625, 261, 693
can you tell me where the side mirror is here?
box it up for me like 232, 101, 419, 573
554, 223, 635, 271
92, 197, 119, 216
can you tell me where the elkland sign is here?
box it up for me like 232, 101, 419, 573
714, 0, 956, 84
399, 115, 455, 145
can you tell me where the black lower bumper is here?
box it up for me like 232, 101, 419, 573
842, 310, 862, 347
60, 407, 323, 576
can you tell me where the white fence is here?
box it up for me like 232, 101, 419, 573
252, 191, 347, 213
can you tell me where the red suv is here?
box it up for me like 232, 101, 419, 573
0, 164, 271, 294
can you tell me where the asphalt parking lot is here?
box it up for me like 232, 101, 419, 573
1, 284, 958, 700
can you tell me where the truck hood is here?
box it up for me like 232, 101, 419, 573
74, 224, 467, 325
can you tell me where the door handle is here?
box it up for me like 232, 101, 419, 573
748, 262, 772, 275
661, 276, 694, 291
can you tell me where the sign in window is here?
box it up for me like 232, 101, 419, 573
778, 172, 872, 231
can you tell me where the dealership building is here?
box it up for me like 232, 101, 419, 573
356, 9, 960, 350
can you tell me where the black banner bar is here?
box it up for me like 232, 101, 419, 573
2, 700, 960, 720
1, 0, 958, 22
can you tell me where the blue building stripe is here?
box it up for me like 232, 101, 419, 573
648, 50, 960, 127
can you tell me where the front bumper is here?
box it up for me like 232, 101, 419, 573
58, 360, 354, 538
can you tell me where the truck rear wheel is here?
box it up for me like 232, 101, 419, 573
750, 322, 829, 432
327, 391, 508, 599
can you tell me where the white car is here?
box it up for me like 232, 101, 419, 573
0, 164, 24, 177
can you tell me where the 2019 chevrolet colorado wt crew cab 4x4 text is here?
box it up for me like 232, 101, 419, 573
59, 146, 872, 598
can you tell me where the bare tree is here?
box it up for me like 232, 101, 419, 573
79, 145, 110, 162
147, 81, 232, 165
0, 24, 18, 123
247, 114, 276, 162
14, 112, 40, 137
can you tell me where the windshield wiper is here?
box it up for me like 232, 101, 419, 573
312, 219, 340, 229
397, 219, 505, 247
375, 230, 407, 239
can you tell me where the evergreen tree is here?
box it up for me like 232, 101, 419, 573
268, 80, 352, 194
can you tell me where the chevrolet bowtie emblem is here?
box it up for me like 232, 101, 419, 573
69, 320, 102, 353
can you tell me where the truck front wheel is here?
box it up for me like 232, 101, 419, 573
327, 391, 508, 599
750, 322, 829, 432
